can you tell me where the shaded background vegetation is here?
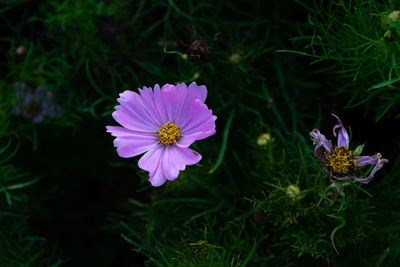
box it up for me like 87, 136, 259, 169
1, 0, 400, 266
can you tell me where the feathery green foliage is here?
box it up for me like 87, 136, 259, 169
1, 0, 399, 266
282, 0, 400, 120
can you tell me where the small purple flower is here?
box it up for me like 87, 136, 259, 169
106, 82, 217, 187
13, 83, 63, 123
310, 114, 388, 184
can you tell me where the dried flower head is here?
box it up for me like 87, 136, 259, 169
106, 82, 217, 187
310, 114, 388, 184
181, 39, 210, 64
13, 83, 63, 123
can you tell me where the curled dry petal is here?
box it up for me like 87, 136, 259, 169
356, 156, 378, 166
330, 175, 351, 181
331, 113, 349, 148
353, 153, 389, 184
310, 129, 332, 158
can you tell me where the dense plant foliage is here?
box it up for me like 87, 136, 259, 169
1, 0, 399, 266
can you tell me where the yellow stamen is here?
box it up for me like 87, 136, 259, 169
324, 146, 356, 175
155, 122, 181, 145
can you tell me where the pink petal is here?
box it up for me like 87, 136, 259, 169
106, 126, 158, 158
150, 167, 166, 186
187, 81, 207, 103
160, 83, 187, 123
162, 146, 181, 181
177, 132, 203, 148
176, 82, 208, 125
138, 144, 163, 173
149, 152, 167, 187
139, 145, 202, 185
138, 145, 167, 187
175, 146, 202, 165
106, 126, 155, 137
152, 82, 208, 126
112, 108, 152, 132
162, 146, 202, 181
155, 85, 168, 123
138, 86, 163, 125
153, 84, 161, 99
178, 99, 216, 146
113, 90, 159, 131
159, 84, 176, 122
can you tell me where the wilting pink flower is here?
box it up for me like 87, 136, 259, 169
13, 82, 63, 123
310, 114, 388, 184
106, 82, 217, 187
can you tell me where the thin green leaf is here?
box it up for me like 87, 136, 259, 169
209, 109, 234, 174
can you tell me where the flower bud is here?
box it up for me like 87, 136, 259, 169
257, 133, 272, 146
16, 45, 27, 55
382, 11, 400, 29
229, 53, 241, 64
285, 184, 300, 199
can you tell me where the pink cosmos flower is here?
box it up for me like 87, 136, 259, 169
310, 114, 388, 184
106, 82, 217, 187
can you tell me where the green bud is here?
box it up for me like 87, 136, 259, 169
353, 144, 365, 156
229, 53, 241, 64
257, 133, 272, 146
382, 11, 400, 29
285, 184, 300, 199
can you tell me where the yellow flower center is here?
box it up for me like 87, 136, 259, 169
324, 146, 356, 175
156, 122, 181, 145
